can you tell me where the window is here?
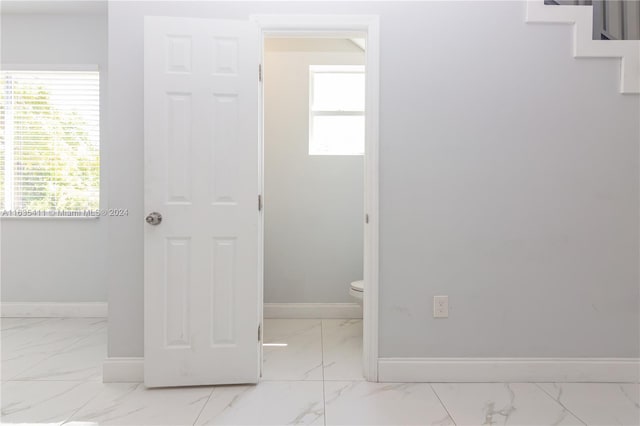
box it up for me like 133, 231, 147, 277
309, 65, 365, 155
0, 69, 99, 215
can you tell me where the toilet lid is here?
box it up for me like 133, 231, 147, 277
350, 280, 364, 292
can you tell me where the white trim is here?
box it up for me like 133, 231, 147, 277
1, 302, 107, 318
362, 15, 380, 383
1, 64, 100, 72
250, 14, 378, 33
378, 357, 640, 383
309, 65, 364, 73
253, 14, 380, 382
264, 303, 362, 319
526, 0, 640, 94
103, 357, 144, 383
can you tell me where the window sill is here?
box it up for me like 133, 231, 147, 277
1, 215, 100, 220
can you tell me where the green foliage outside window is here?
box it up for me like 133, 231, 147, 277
0, 71, 99, 212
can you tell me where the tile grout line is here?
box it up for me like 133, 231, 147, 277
320, 319, 326, 426
534, 383, 588, 426
192, 386, 216, 426
428, 384, 457, 426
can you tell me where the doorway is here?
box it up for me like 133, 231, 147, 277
261, 36, 366, 381
254, 16, 380, 382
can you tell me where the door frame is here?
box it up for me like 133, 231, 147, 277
251, 15, 380, 382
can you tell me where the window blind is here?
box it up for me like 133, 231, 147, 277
0, 70, 99, 213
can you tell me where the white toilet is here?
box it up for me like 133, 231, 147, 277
349, 280, 364, 305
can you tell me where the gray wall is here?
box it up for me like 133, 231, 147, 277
107, 1, 639, 358
1, 13, 108, 303
264, 38, 364, 304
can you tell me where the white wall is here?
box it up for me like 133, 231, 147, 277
264, 38, 364, 304
107, 1, 639, 359
1, 13, 108, 303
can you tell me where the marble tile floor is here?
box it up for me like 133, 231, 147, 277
1, 317, 638, 425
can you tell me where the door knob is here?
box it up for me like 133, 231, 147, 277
145, 212, 162, 225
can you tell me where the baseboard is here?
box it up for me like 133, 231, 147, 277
1, 302, 107, 318
264, 302, 362, 319
103, 357, 144, 383
378, 357, 640, 383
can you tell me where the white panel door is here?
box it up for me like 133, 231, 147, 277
144, 16, 260, 388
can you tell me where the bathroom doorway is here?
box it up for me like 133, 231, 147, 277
255, 16, 380, 382
261, 35, 366, 381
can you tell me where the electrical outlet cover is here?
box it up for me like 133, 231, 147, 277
433, 295, 449, 318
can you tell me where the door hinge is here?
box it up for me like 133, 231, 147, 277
258, 194, 263, 211
258, 324, 262, 341
259, 64, 262, 82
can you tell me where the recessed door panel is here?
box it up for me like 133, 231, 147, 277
211, 94, 239, 205
165, 237, 191, 348
212, 37, 239, 75
166, 93, 192, 203
211, 238, 236, 345
166, 36, 192, 73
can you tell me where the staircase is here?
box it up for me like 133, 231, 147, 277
527, 0, 640, 93
546, 0, 640, 40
